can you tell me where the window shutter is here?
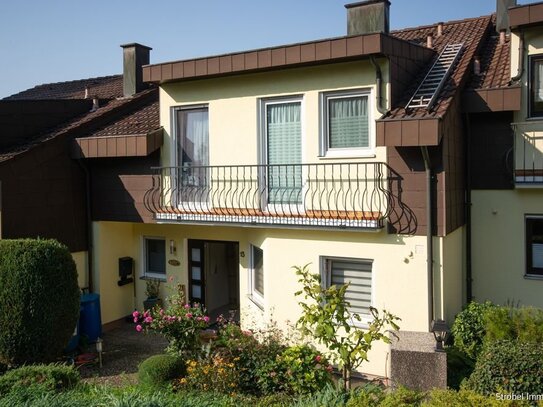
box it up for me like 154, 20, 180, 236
330, 259, 372, 315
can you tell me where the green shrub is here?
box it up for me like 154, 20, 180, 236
293, 384, 349, 407
423, 388, 531, 406
0, 239, 80, 365
0, 363, 79, 396
450, 301, 496, 360
345, 383, 385, 407
138, 354, 185, 388
464, 340, 543, 396
446, 346, 475, 390
176, 356, 238, 394
379, 387, 425, 407
485, 306, 543, 344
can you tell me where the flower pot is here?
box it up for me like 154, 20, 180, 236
143, 297, 162, 311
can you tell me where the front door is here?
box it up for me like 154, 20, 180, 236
263, 98, 303, 205
188, 240, 205, 304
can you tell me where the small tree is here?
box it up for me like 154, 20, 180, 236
294, 264, 400, 390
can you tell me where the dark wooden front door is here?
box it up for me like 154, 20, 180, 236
188, 240, 205, 304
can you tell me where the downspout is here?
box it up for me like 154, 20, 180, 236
421, 146, 434, 329
370, 56, 387, 115
510, 31, 524, 83
77, 158, 94, 293
465, 113, 473, 303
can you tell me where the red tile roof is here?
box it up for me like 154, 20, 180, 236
88, 97, 159, 138
3, 75, 122, 101
382, 15, 493, 120
467, 31, 511, 90
0, 89, 157, 162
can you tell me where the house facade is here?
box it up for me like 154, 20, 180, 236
2, 0, 541, 380
469, 2, 543, 308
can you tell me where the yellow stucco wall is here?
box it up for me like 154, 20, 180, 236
92, 222, 137, 324
471, 190, 543, 308
94, 219, 436, 377
437, 227, 465, 324
159, 60, 389, 168
71, 251, 88, 289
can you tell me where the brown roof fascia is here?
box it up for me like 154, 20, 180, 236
463, 86, 521, 112
73, 128, 163, 159
376, 117, 441, 147
509, 2, 543, 29
142, 33, 434, 84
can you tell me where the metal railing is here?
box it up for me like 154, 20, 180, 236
144, 162, 397, 229
513, 124, 543, 184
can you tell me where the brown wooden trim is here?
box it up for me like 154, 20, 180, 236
510, 2, 543, 28
74, 129, 163, 158
376, 118, 441, 146
516, 169, 543, 177
463, 86, 521, 112
143, 33, 434, 84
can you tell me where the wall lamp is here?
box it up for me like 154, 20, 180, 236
430, 319, 449, 352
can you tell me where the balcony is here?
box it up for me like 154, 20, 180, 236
514, 125, 543, 185
144, 162, 402, 230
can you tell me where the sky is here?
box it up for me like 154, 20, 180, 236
0, 0, 523, 99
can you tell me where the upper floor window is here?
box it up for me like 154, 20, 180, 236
526, 216, 543, 277
529, 56, 543, 117
320, 89, 372, 157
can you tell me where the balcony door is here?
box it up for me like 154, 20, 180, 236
176, 106, 209, 204
262, 98, 303, 205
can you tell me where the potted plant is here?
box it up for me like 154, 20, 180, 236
143, 279, 162, 310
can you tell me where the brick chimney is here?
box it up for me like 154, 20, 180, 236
345, 0, 390, 35
120, 43, 152, 97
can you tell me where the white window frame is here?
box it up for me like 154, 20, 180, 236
319, 88, 374, 158
142, 236, 167, 280
258, 95, 306, 212
320, 256, 374, 326
248, 244, 264, 307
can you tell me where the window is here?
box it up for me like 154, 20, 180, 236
526, 216, 543, 277
321, 257, 373, 320
143, 237, 166, 279
320, 89, 372, 157
249, 245, 264, 305
529, 56, 543, 117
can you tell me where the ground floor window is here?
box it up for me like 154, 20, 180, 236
249, 245, 264, 306
143, 237, 166, 280
321, 256, 373, 320
526, 216, 543, 277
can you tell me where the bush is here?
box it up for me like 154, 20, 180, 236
0, 239, 80, 365
423, 388, 531, 406
450, 301, 496, 360
464, 340, 543, 396
379, 386, 426, 407
446, 346, 475, 390
485, 306, 543, 344
293, 384, 349, 407
212, 321, 286, 395
0, 363, 79, 396
345, 383, 385, 407
258, 344, 332, 395
138, 354, 185, 388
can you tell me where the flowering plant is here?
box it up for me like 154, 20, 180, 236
134, 283, 210, 356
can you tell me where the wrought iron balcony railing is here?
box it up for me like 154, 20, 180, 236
144, 162, 397, 229
513, 125, 543, 184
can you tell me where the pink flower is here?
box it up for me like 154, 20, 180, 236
203, 316, 210, 323
184, 304, 190, 309
159, 309, 165, 315
315, 355, 322, 363
143, 310, 150, 318
133, 317, 138, 323
132, 311, 140, 318
196, 316, 202, 321
186, 313, 193, 319
326, 365, 333, 372
144, 316, 153, 323
135, 325, 143, 332
168, 275, 174, 282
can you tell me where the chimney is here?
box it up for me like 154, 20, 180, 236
437, 22, 444, 37
499, 29, 506, 45
345, 0, 390, 35
496, 0, 517, 33
120, 43, 152, 97
427, 34, 433, 49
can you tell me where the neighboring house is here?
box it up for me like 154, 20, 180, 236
1, 0, 540, 380
467, 1, 543, 309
